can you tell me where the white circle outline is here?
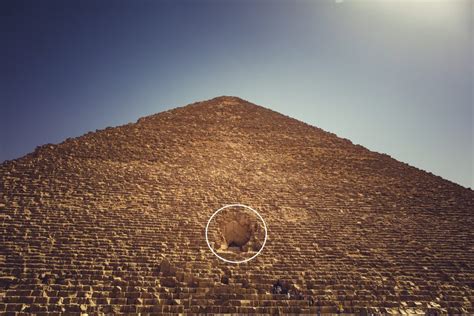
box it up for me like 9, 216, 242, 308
205, 204, 268, 264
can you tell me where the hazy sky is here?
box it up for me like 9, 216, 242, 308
1, 0, 472, 188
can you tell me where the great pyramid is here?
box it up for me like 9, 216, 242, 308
1, 96, 473, 314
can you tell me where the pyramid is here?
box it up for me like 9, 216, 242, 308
1, 96, 473, 314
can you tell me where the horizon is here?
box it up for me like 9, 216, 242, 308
1, 0, 472, 188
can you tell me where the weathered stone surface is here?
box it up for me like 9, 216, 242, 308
0, 96, 473, 314
207, 204, 266, 262
160, 276, 177, 288
159, 257, 173, 276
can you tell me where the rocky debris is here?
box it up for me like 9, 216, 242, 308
0, 96, 473, 314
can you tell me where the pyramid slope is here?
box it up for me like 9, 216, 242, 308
1, 96, 473, 314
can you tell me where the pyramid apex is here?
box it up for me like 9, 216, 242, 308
209, 95, 248, 105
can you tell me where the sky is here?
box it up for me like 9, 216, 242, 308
1, 0, 472, 188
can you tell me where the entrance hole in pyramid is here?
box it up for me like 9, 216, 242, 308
221, 218, 253, 249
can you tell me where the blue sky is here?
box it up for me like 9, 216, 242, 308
1, 0, 472, 188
